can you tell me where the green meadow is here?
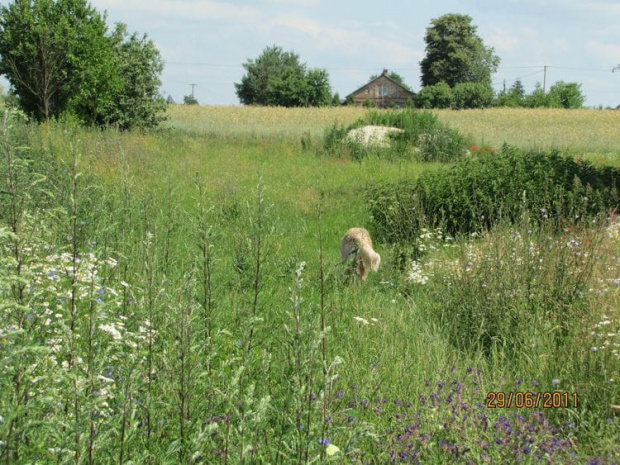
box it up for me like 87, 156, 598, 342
1, 105, 619, 463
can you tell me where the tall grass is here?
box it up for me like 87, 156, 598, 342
1, 106, 619, 462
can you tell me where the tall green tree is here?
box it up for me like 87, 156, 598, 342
235, 45, 332, 107
547, 81, 585, 109
98, 26, 166, 130
305, 68, 332, 106
0, 0, 166, 129
420, 14, 500, 87
0, 0, 115, 121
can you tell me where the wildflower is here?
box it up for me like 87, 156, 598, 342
407, 260, 429, 284
353, 316, 369, 325
99, 324, 122, 341
318, 437, 330, 446
551, 379, 561, 386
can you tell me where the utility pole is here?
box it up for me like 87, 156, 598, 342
190, 83, 197, 97
543, 66, 548, 93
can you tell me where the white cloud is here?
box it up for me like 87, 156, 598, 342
587, 40, 620, 64
266, 0, 320, 5
266, 14, 418, 66
580, 2, 620, 15
272, 15, 322, 38
93, 0, 261, 23
550, 38, 570, 54
487, 27, 520, 52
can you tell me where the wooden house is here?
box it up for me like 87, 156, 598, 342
345, 69, 415, 108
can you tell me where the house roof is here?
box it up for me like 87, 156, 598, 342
345, 69, 415, 99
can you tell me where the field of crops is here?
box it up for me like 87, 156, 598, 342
1, 105, 619, 463
165, 104, 620, 156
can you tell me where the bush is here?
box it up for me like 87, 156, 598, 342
452, 82, 494, 109
417, 82, 494, 109
368, 145, 620, 242
524, 83, 550, 108
322, 108, 469, 162
547, 81, 586, 109
415, 82, 453, 109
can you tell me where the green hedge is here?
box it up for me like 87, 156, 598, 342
368, 146, 620, 241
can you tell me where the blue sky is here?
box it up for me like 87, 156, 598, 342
5, 0, 620, 107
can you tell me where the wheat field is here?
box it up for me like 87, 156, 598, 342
165, 104, 620, 157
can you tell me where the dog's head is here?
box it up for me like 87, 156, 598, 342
370, 251, 381, 272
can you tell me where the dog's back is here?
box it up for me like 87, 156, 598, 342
341, 227, 380, 281
340, 227, 373, 260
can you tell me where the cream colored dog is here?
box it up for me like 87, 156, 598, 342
340, 227, 381, 282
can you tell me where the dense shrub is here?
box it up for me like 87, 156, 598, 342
415, 82, 453, 109
368, 145, 620, 242
322, 108, 469, 162
523, 83, 551, 108
416, 82, 493, 110
452, 82, 494, 109
547, 81, 586, 109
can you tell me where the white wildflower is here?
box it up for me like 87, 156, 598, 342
407, 260, 429, 285
99, 324, 122, 341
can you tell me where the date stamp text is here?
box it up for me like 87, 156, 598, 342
486, 391, 578, 409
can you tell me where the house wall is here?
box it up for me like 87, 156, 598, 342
349, 75, 414, 108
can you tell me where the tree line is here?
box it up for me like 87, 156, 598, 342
0, 2, 590, 132
238, 14, 585, 110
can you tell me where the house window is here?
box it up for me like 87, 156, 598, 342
378, 84, 389, 97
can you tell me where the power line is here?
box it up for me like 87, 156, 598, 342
497, 69, 545, 83
547, 65, 610, 72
